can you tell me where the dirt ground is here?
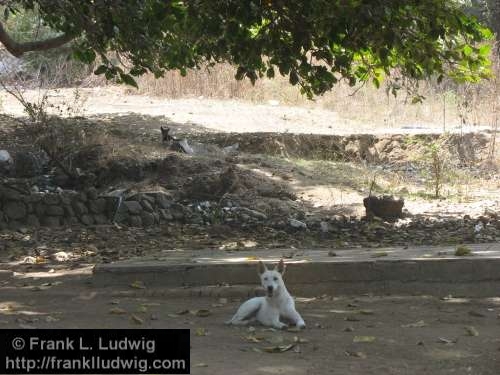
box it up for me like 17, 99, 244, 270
0, 273, 499, 375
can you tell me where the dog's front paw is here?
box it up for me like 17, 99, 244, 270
274, 322, 288, 330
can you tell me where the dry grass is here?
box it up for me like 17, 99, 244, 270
130, 52, 499, 131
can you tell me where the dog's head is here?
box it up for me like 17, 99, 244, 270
258, 259, 286, 298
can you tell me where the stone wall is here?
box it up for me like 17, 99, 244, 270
0, 186, 186, 229
0, 186, 115, 229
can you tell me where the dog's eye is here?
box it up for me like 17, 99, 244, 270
264, 277, 268, 281
273, 277, 278, 281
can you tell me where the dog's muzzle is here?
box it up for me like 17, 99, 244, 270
266, 286, 274, 296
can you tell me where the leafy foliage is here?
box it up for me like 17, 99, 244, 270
2, 0, 495, 97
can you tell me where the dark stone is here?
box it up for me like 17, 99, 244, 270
363, 195, 404, 221
13, 151, 47, 177
45, 205, 64, 216
86, 187, 98, 200
42, 216, 60, 227
77, 191, 88, 202
160, 209, 173, 221
80, 214, 94, 225
123, 201, 143, 215
64, 205, 75, 217
170, 203, 186, 221
140, 200, 154, 213
141, 212, 155, 226
26, 214, 40, 228
155, 194, 173, 209
128, 215, 142, 227
4, 201, 27, 220
93, 214, 108, 225
35, 203, 46, 216
89, 198, 107, 214
43, 194, 60, 205
0, 187, 22, 200
73, 201, 88, 215
60, 194, 72, 205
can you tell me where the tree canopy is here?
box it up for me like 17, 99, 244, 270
0, 0, 494, 97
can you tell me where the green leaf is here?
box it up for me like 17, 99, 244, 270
120, 73, 139, 88
94, 65, 108, 75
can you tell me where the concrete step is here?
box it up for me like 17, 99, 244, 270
92, 244, 500, 297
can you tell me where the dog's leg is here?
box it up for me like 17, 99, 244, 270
225, 297, 262, 326
282, 306, 306, 329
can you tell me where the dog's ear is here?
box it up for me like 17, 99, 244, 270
275, 259, 286, 275
257, 261, 267, 275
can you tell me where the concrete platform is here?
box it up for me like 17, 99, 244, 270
92, 243, 500, 297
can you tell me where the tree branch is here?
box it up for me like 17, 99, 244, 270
0, 21, 74, 57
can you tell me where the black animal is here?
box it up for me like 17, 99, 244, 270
160, 126, 176, 143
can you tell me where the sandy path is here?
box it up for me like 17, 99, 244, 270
0, 87, 490, 135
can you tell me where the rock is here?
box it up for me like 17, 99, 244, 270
160, 209, 173, 221
170, 203, 186, 220
140, 200, 154, 213
93, 214, 108, 225
72, 201, 88, 215
236, 207, 268, 221
155, 193, 173, 209
45, 205, 64, 216
86, 187, 98, 200
141, 212, 155, 226
42, 216, 60, 227
320, 221, 331, 233
63, 205, 75, 217
123, 201, 143, 215
128, 215, 142, 227
13, 151, 47, 177
26, 214, 40, 228
289, 218, 307, 229
4, 201, 27, 220
0, 187, 22, 200
89, 198, 107, 214
363, 195, 404, 220
52, 251, 70, 262
80, 214, 94, 225
43, 194, 60, 205
0, 150, 13, 174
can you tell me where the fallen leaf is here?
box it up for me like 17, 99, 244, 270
468, 311, 486, 318
293, 336, 309, 343
262, 344, 295, 353
266, 336, 284, 345
464, 326, 479, 337
402, 320, 427, 328
131, 315, 144, 325
109, 308, 127, 315
437, 337, 457, 345
45, 316, 59, 323
137, 305, 148, 313
353, 336, 376, 343
192, 309, 211, 317
130, 281, 146, 289
244, 335, 264, 343
345, 351, 367, 359
195, 328, 208, 336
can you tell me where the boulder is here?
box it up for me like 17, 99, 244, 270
363, 195, 404, 220
4, 201, 27, 220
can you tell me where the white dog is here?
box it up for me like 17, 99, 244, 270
226, 259, 306, 329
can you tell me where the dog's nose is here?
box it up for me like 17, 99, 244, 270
267, 286, 273, 292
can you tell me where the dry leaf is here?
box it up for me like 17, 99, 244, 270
345, 351, 367, 359
192, 309, 211, 317
130, 281, 146, 289
353, 336, 376, 343
195, 328, 208, 336
293, 336, 309, 343
109, 308, 127, 315
262, 344, 295, 353
131, 314, 144, 325
464, 326, 479, 337
401, 320, 427, 328
437, 337, 457, 345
